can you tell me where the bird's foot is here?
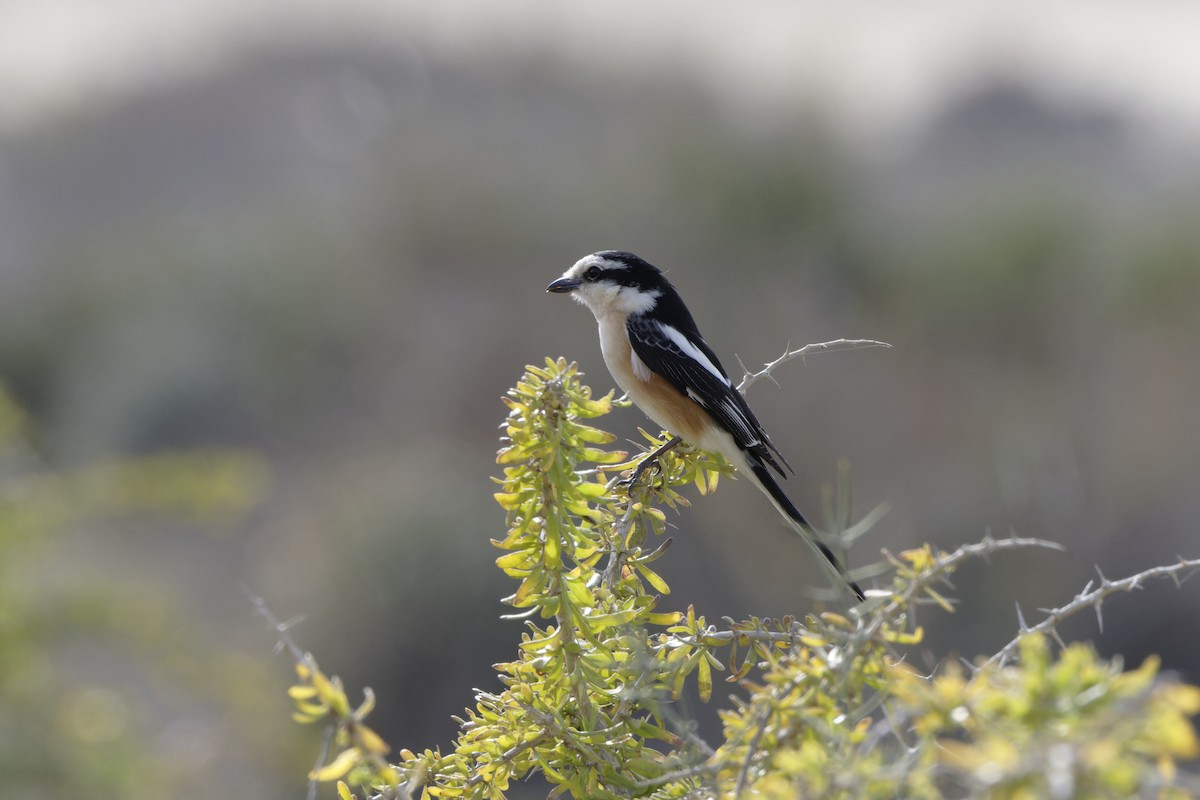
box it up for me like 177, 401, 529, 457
618, 435, 683, 489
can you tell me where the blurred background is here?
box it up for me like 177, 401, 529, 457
2, 2, 1199, 797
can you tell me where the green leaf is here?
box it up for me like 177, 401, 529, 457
697, 655, 713, 702
495, 550, 534, 574
543, 517, 562, 569
575, 481, 609, 499
582, 608, 640, 630
571, 395, 613, 417
580, 447, 626, 465
493, 491, 523, 509
634, 562, 671, 594
572, 424, 616, 444
512, 565, 546, 606
310, 747, 361, 781
562, 574, 594, 608
635, 537, 673, 564
358, 724, 389, 755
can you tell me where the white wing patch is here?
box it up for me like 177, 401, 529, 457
659, 323, 730, 385
630, 347, 653, 381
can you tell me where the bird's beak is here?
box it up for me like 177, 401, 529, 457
546, 276, 581, 293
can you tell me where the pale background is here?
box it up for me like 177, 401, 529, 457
2, 3, 1199, 797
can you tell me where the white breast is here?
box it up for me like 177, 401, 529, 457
593, 313, 702, 444
596, 314, 639, 395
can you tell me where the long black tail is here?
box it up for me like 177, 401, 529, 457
747, 461, 865, 602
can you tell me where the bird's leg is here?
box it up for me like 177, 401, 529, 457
623, 435, 683, 487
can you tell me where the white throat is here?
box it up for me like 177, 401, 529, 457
573, 283, 660, 320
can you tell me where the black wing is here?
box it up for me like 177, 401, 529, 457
626, 314, 793, 478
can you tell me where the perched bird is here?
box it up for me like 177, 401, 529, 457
547, 250, 863, 602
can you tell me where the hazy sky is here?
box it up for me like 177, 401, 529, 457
3, 1, 1200, 147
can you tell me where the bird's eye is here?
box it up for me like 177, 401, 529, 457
584, 266, 602, 281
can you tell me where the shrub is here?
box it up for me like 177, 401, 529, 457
273, 358, 1199, 800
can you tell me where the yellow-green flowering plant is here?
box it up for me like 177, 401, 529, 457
278, 358, 1199, 800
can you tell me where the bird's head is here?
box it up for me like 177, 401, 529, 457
546, 251, 666, 317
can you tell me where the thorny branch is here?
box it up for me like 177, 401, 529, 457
244, 587, 330, 800
852, 535, 1067, 658
988, 557, 1200, 667
684, 535, 1050, 653
243, 583, 309, 666
247, 587, 417, 800
737, 338, 892, 394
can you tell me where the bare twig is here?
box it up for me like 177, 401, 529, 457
243, 586, 344, 800
309, 726, 334, 800
737, 339, 892, 395
632, 762, 717, 791
242, 583, 310, 666
987, 557, 1200, 667
602, 499, 640, 589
